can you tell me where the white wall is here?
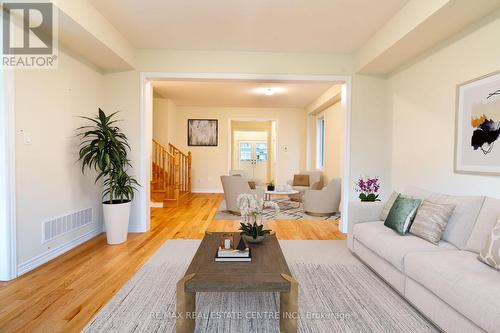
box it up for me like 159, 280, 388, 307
171, 106, 307, 192
152, 97, 168, 146
388, 14, 500, 197
323, 102, 344, 183
102, 71, 143, 230
153, 96, 177, 147
14, 48, 105, 267
350, 75, 392, 200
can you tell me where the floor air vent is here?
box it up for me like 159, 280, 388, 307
43, 208, 93, 243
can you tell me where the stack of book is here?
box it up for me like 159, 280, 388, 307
215, 247, 252, 262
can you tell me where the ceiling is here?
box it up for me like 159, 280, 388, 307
152, 80, 339, 108
90, 0, 408, 53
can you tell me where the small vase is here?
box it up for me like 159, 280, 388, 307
242, 234, 265, 244
267, 185, 275, 191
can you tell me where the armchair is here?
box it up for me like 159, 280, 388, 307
303, 178, 342, 216
220, 175, 264, 214
286, 170, 323, 201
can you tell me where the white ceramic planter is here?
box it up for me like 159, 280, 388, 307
102, 201, 131, 245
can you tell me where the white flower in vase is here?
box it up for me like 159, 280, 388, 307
237, 194, 280, 243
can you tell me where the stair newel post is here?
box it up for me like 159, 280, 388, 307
174, 150, 181, 201
188, 151, 192, 193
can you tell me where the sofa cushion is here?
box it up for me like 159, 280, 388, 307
403, 185, 445, 202
353, 221, 457, 272
405, 250, 500, 333
291, 185, 310, 192
466, 197, 500, 253
436, 195, 485, 249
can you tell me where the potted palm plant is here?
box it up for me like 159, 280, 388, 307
77, 109, 139, 245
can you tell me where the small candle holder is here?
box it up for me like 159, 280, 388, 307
220, 233, 234, 250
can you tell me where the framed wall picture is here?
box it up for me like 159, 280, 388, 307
188, 119, 218, 146
455, 71, 500, 175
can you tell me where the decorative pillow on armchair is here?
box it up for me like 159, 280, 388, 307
384, 196, 422, 235
478, 216, 500, 270
293, 174, 310, 187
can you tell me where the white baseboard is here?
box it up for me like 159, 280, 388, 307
17, 225, 104, 276
192, 188, 224, 193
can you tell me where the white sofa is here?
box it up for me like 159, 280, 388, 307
348, 186, 500, 333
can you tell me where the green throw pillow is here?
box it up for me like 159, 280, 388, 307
384, 195, 422, 235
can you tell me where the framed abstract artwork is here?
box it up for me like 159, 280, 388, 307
455, 71, 500, 175
187, 119, 218, 146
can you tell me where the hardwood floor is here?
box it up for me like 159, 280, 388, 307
0, 193, 345, 333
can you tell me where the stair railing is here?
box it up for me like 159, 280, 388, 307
152, 140, 192, 201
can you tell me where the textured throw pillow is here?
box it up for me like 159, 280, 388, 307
409, 200, 456, 245
380, 191, 400, 221
384, 196, 422, 235
478, 216, 500, 270
293, 174, 310, 186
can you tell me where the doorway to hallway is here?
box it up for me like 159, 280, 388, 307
230, 120, 276, 186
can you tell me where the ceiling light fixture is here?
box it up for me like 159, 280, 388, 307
255, 87, 284, 96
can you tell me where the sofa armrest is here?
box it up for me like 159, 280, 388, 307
347, 201, 385, 251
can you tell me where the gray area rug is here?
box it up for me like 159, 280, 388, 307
83, 240, 437, 333
215, 199, 341, 221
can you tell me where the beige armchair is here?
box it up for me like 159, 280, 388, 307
286, 170, 323, 201
220, 175, 265, 214
303, 178, 341, 216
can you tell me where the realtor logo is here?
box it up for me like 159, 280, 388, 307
2, 1, 58, 68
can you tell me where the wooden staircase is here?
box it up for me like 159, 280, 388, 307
151, 140, 192, 207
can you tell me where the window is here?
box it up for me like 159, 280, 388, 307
317, 116, 325, 169
256, 143, 268, 161
239, 143, 252, 161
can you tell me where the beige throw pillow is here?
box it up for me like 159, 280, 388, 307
478, 216, 500, 270
293, 174, 310, 187
409, 200, 455, 245
380, 191, 399, 221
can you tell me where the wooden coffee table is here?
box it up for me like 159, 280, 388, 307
176, 232, 298, 333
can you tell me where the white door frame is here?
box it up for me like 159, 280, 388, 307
140, 73, 352, 233
0, 68, 17, 281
